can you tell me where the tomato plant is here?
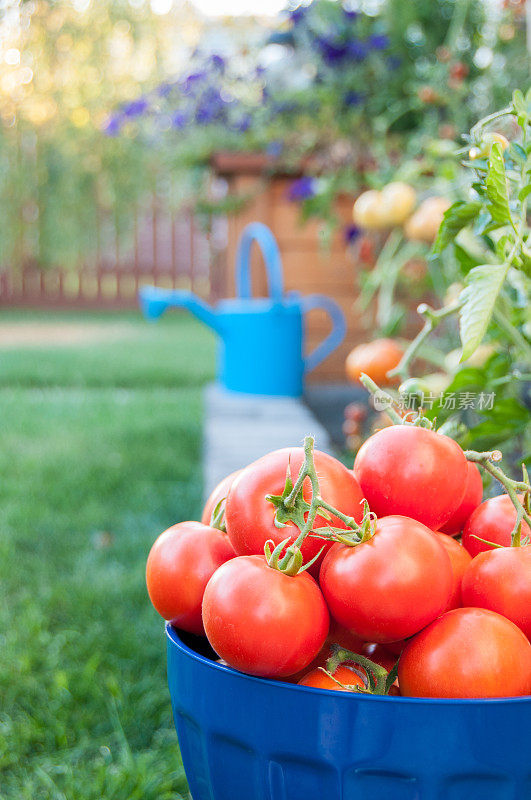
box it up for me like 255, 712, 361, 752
462, 494, 530, 557
462, 546, 531, 638
353, 425, 468, 530
383, 94, 531, 459
225, 446, 364, 570
439, 462, 483, 535
319, 515, 453, 642
146, 521, 235, 635
202, 554, 329, 678
398, 607, 531, 698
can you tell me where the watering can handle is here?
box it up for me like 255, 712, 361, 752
235, 222, 285, 302
302, 294, 346, 373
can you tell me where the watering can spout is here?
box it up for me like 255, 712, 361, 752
139, 286, 222, 333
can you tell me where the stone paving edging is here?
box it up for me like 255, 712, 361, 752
203, 383, 334, 496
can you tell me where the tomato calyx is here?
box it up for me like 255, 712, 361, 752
324, 644, 399, 695
264, 436, 373, 574
209, 497, 227, 533
263, 536, 324, 576
266, 462, 318, 533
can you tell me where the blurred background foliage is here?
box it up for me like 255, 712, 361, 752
0, 0, 528, 271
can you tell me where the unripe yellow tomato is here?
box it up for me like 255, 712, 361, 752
380, 182, 417, 226
404, 197, 451, 243
469, 132, 510, 160
444, 344, 495, 373
484, 132, 510, 151
423, 372, 451, 394
466, 343, 496, 368
444, 282, 463, 306
352, 190, 386, 230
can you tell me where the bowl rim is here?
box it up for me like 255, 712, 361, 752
166, 623, 531, 707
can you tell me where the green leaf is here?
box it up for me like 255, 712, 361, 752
511, 143, 527, 163
485, 144, 513, 228
453, 243, 482, 274
512, 89, 525, 114
431, 201, 482, 255
495, 234, 514, 262
518, 184, 531, 203
459, 264, 509, 361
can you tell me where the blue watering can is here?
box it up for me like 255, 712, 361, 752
139, 222, 346, 397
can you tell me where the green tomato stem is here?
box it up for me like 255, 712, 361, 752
325, 645, 396, 695
387, 300, 461, 382
358, 374, 404, 424
464, 449, 531, 544
272, 436, 369, 574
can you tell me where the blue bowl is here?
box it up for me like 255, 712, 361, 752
166, 624, 531, 800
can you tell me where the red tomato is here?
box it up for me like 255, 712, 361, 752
146, 522, 235, 635
434, 532, 472, 611
225, 447, 365, 570
202, 555, 329, 678
462, 494, 529, 557
384, 639, 406, 656
361, 643, 398, 674
361, 643, 400, 689
298, 664, 365, 691
439, 462, 483, 535
287, 620, 366, 683
353, 426, 468, 530
319, 515, 453, 642
461, 546, 531, 638
201, 469, 242, 526
398, 607, 531, 698
326, 619, 366, 654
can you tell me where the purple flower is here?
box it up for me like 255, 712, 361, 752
233, 115, 252, 132
271, 100, 299, 115
317, 37, 349, 65
102, 115, 123, 136
157, 82, 174, 98
369, 34, 390, 50
123, 98, 149, 118
290, 7, 307, 25
344, 90, 362, 107
344, 224, 361, 244
195, 106, 215, 124
266, 140, 283, 157
347, 40, 368, 61
181, 71, 207, 96
287, 177, 317, 202
171, 111, 188, 129
194, 87, 226, 124
210, 54, 226, 72
343, 9, 358, 20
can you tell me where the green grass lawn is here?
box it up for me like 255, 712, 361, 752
0, 311, 215, 799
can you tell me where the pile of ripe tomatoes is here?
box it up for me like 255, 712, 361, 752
146, 420, 531, 699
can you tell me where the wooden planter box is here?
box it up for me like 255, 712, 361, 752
211, 152, 367, 383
